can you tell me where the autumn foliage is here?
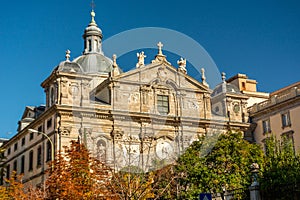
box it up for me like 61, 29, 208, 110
0, 141, 116, 199
45, 141, 114, 200
0, 172, 44, 200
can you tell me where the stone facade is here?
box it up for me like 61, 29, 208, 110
1, 10, 252, 187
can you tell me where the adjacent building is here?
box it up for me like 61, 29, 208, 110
248, 81, 300, 151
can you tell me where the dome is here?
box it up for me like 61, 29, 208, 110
84, 23, 102, 36
211, 82, 241, 97
73, 53, 113, 74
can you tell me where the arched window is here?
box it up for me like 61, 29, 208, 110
96, 140, 106, 162
94, 39, 98, 52
88, 39, 92, 52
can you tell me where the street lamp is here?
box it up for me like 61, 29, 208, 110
28, 129, 54, 170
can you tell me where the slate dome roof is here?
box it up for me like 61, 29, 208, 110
73, 53, 113, 74
211, 82, 242, 97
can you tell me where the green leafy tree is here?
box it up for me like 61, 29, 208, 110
175, 131, 264, 199
261, 135, 300, 193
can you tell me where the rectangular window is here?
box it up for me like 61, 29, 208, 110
21, 156, 25, 174
14, 143, 18, 151
29, 151, 33, 171
262, 120, 271, 134
0, 172, 3, 185
37, 146, 42, 167
157, 95, 169, 115
6, 165, 10, 179
21, 137, 25, 146
38, 125, 43, 135
7, 147, 11, 156
46, 141, 52, 162
13, 160, 17, 172
30, 132, 34, 140
47, 118, 52, 129
282, 131, 295, 154
281, 112, 291, 128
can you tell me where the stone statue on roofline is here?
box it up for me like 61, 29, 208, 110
136, 51, 146, 68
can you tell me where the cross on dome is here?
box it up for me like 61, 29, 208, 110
91, 0, 96, 10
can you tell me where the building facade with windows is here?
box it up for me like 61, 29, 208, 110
248, 81, 300, 151
1, 10, 265, 187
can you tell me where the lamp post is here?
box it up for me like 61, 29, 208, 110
28, 129, 54, 170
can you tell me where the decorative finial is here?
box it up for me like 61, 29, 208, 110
112, 54, 118, 68
111, 54, 120, 77
222, 72, 226, 83
65, 50, 71, 61
136, 51, 146, 68
177, 57, 187, 74
157, 42, 164, 55
90, 10, 96, 24
201, 68, 209, 87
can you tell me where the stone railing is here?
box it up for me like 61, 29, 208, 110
248, 84, 300, 113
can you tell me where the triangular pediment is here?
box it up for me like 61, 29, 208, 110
105, 61, 209, 92
92, 61, 211, 105
21, 106, 35, 120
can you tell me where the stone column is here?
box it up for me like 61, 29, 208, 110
249, 163, 261, 200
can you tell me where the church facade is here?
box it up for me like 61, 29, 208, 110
2, 10, 255, 187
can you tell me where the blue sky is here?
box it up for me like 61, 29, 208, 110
0, 0, 299, 138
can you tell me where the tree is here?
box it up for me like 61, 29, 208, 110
175, 131, 264, 199
260, 135, 300, 198
108, 166, 155, 200
0, 171, 44, 200
151, 164, 179, 199
45, 141, 115, 199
